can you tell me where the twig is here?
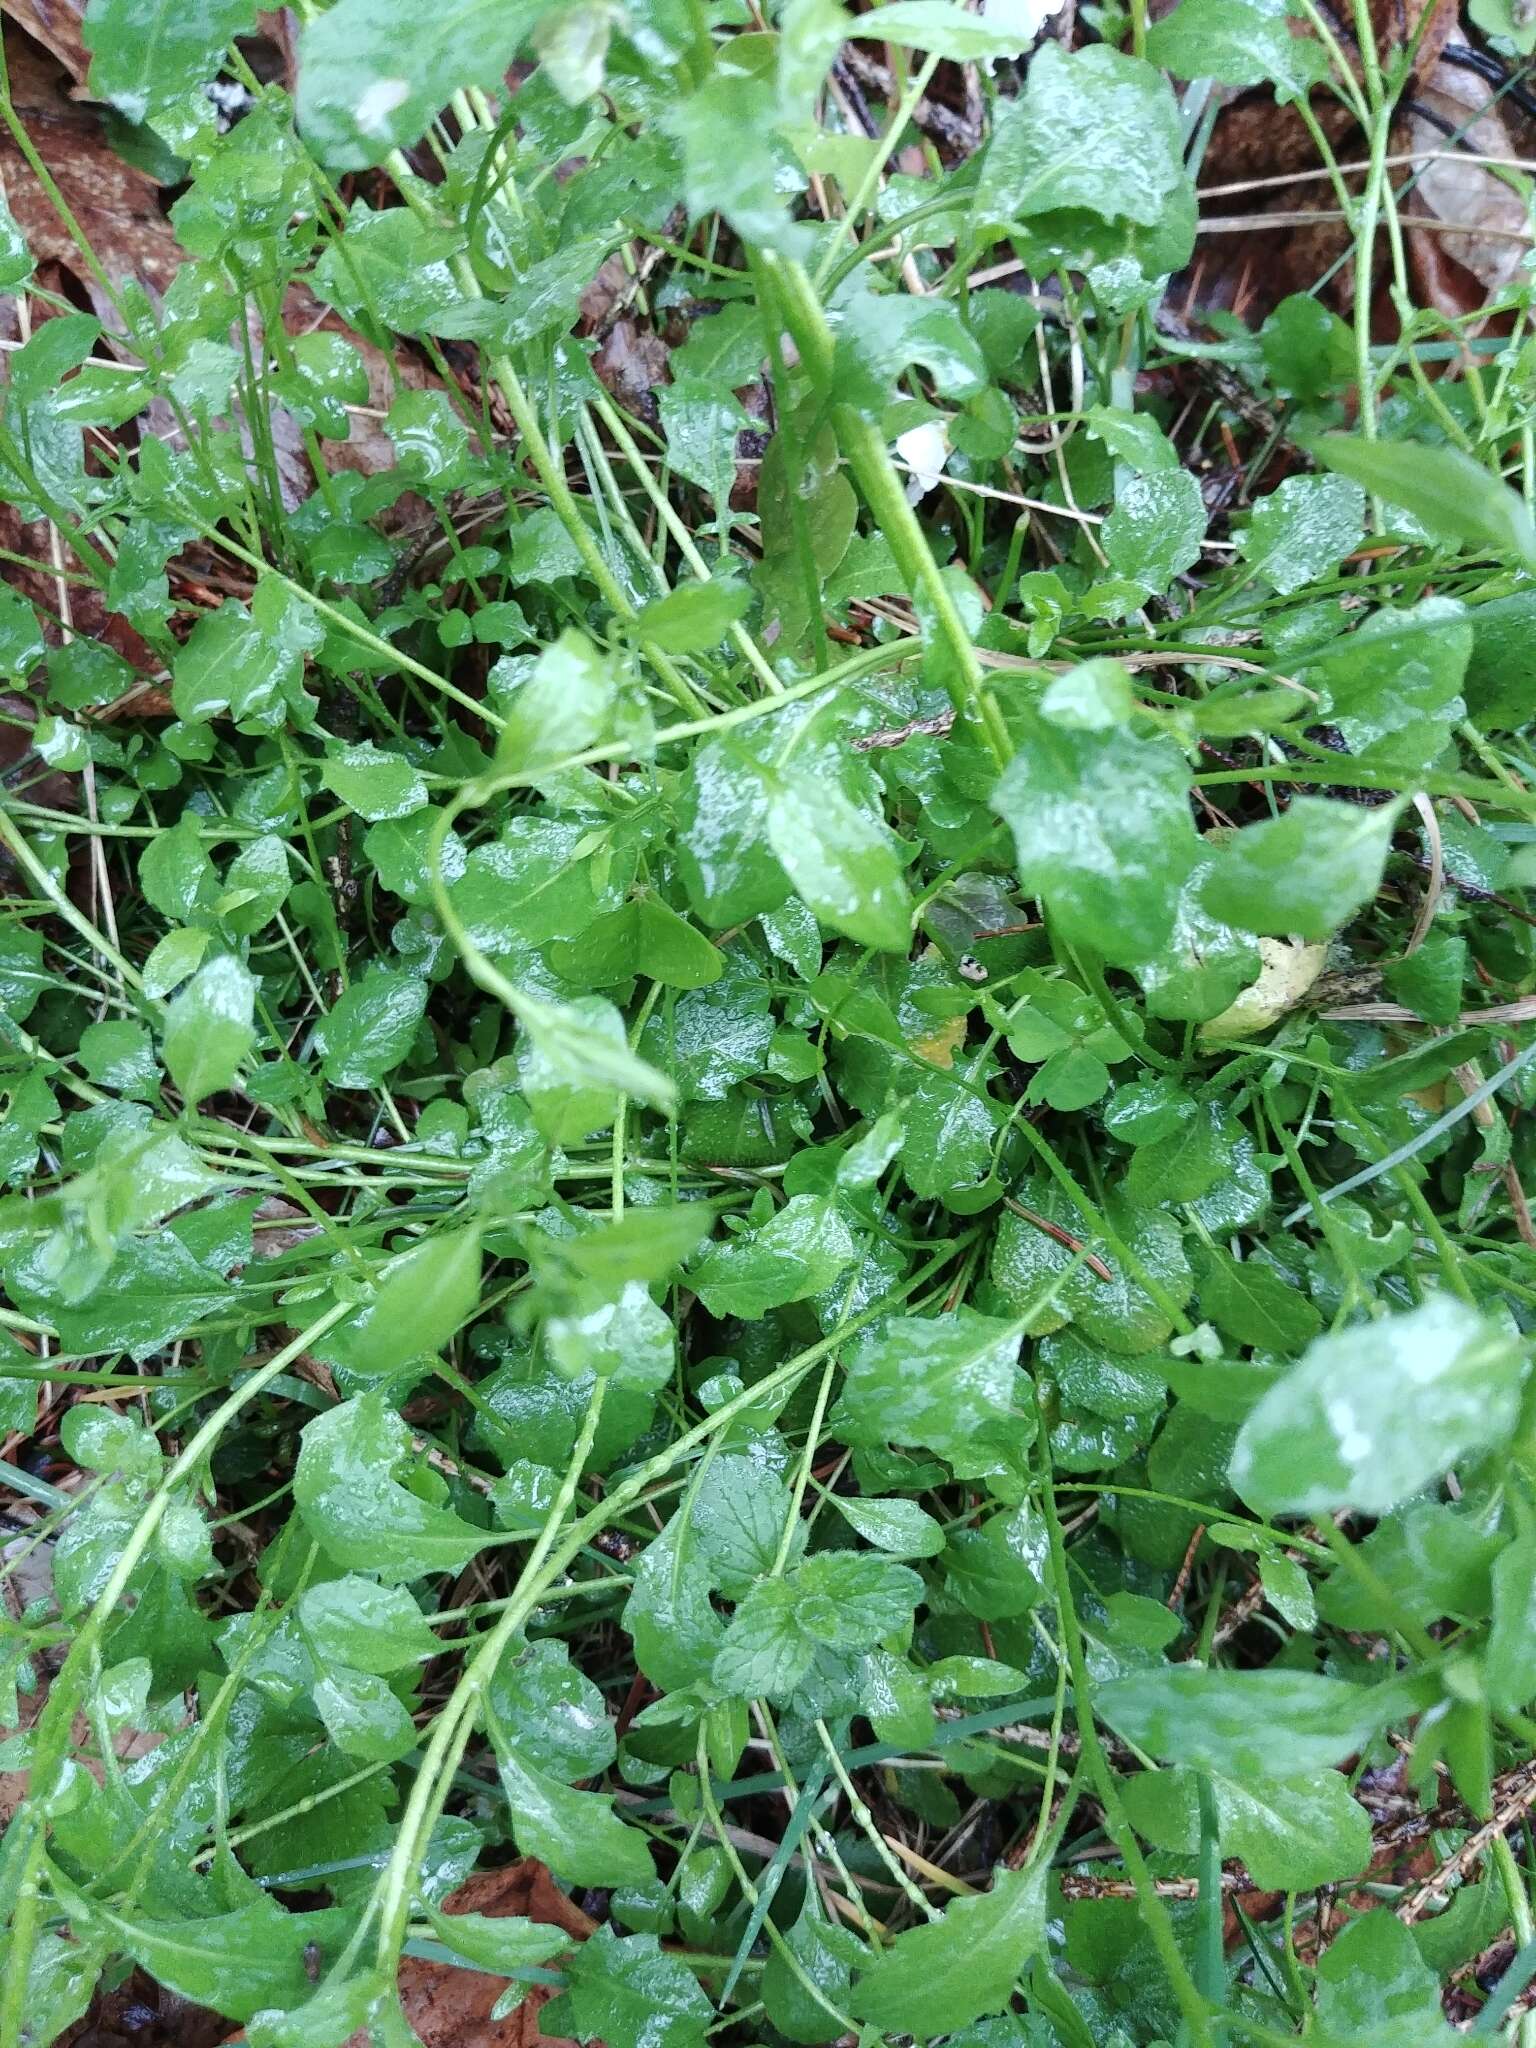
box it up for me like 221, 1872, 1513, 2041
1398, 1762, 1536, 1924
1002, 1198, 1115, 1284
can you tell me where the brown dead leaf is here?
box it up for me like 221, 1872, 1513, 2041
58, 1970, 231, 2048
0, 26, 181, 308
592, 317, 670, 424
346, 1861, 597, 2048
0, 0, 88, 87
1406, 45, 1534, 313
910, 1012, 968, 1069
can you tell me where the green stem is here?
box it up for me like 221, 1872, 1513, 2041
1037, 1414, 1215, 2048
813, 53, 941, 288
371, 1377, 610, 1970
590, 392, 783, 695
1492, 1833, 1536, 2048
761, 253, 1012, 768
382, 144, 705, 717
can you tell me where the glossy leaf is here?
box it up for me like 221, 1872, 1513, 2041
1200, 795, 1400, 942
294, 1391, 490, 1581
851, 1867, 1046, 2035
992, 715, 1199, 967
84, 0, 256, 119
1231, 1297, 1528, 1516
297, 0, 549, 166
162, 956, 256, 1107
1318, 433, 1536, 569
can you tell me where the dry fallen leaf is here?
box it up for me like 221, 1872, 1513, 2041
0, 26, 181, 306
0, 0, 88, 88
1406, 42, 1534, 312
60, 1969, 233, 2048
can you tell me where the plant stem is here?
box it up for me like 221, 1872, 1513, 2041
1037, 1413, 1216, 2048
761, 252, 1012, 768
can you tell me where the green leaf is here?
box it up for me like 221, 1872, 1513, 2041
991, 1181, 1192, 1354
418, 1898, 572, 1975
142, 927, 212, 1000
830, 1494, 946, 1559
1485, 1529, 1536, 1713
30, 1232, 233, 1363
851, 1866, 1046, 2035
543, 1927, 713, 2048
84, 0, 256, 119
1200, 795, 1401, 942
1196, 1246, 1322, 1351
1314, 1910, 1459, 2045
992, 715, 1199, 967
319, 742, 428, 821
712, 1576, 816, 1699
1145, 0, 1328, 99
944, 1502, 1050, 1619
832, 287, 988, 416
316, 968, 428, 1088
1316, 433, 1536, 570
900, 1061, 1006, 1206
689, 1194, 856, 1319
493, 1743, 654, 1890
298, 1577, 440, 1674
1384, 932, 1467, 1026
162, 956, 256, 1106
547, 896, 724, 991
677, 733, 788, 927
689, 1454, 793, 1598
312, 1666, 417, 1762
1103, 470, 1206, 593
1237, 473, 1366, 594
1230, 1296, 1526, 1516
835, 1309, 1030, 1479
52, 1869, 336, 2025
545, 1281, 674, 1390
386, 389, 472, 490
171, 583, 323, 733
248, 1977, 398, 2048
635, 578, 750, 653
1314, 1498, 1499, 1632
1260, 294, 1356, 401
297, 0, 549, 167
1097, 1666, 1401, 1777
489, 1637, 616, 1781
1305, 602, 1470, 775
494, 630, 619, 776
317, 1224, 483, 1379
977, 44, 1188, 229
294, 1390, 490, 1581
670, 72, 804, 251
713, 1553, 921, 1701
0, 189, 34, 291
765, 770, 913, 952
865, 0, 1061, 56
1125, 1100, 1237, 1208
1121, 1763, 1371, 1890
515, 990, 677, 1130
311, 202, 468, 331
